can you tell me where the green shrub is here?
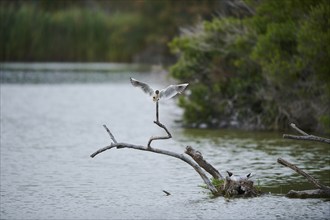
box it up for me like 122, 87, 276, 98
169, 0, 330, 133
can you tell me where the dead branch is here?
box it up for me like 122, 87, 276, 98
147, 101, 172, 148
286, 189, 330, 199
283, 134, 330, 144
277, 158, 329, 190
90, 125, 218, 194
90, 144, 113, 158
90, 125, 264, 197
290, 123, 309, 136
162, 190, 171, 196
280, 123, 330, 198
185, 146, 224, 180
277, 158, 330, 198
91, 85, 261, 197
103, 124, 117, 144
283, 123, 330, 144
147, 120, 172, 148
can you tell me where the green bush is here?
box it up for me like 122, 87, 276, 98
169, 0, 330, 133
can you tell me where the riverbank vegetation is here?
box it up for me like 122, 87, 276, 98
0, 0, 217, 63
1, 0, 329, 133
169, 0, 330, 133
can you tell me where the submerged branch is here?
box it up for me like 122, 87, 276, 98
286, 189, 330, 198
277, 158, 330, 191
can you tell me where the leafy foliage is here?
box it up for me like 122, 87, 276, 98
170, 0, 330, 133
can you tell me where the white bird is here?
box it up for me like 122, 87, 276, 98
130, 77, 188, 102
226, 171, 252, 181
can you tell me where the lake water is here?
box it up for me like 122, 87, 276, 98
1, 63, 329, 219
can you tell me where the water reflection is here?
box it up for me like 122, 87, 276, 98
1, 63, 329, 219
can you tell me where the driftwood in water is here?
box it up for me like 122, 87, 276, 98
91, 134, 217, 194
185, 146, 261, 197
283, 123, 330, 144
91, 125, 261, 197
91, 101, 261, 197
91, 101, 218, 195
279, 124, 330, 198
278, 158, 330, 198
91, 125, 260, 197
286, 189, 330, 198
185, 146, 223, 180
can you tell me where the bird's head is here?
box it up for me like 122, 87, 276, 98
153, 90, 160, 102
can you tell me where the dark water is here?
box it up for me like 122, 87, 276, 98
1, 63, 329, 219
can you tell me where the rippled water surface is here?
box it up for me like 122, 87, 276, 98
1, 63, 330, 219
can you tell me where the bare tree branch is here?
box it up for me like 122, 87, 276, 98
90, 91, 260, 197
286, 189, 330, 198
290, 123, 309, 136
282, 134, 330, 143
280, 123, 330, 198
90, 144, 115, 158
185, 146, 223, 180
277, 158, 330, 191
147, 121, 172, 148
283, 123, 330, 144
147, 101, 172, 148
91, 136, 218, 194
103, 124, 117, 144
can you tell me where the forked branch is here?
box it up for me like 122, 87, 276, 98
147, 101, 172, 148
283, 123, 330, 144
277, 158, 330, 198
280, 123, 330, 198
90, 125, 218, 194
148, 120, 172, 147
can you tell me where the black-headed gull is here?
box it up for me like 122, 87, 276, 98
130, 77, 188, 102
226, 171, 252, 181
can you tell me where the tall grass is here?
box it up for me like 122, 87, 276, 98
0, 4, 145, 62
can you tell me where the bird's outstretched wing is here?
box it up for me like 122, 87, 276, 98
130, 77, 154, 96
159, 83, 188, 99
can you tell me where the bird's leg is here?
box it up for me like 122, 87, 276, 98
156, 101, 159, 123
